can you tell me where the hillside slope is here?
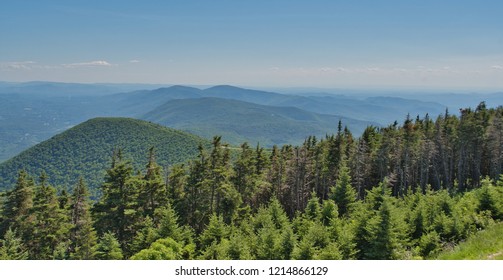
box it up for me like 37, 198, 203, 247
437, 223, 503, 260
0, 117, 209, 193
142, 97, 375, 146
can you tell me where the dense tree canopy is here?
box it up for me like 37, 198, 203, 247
1, 103, 503, 259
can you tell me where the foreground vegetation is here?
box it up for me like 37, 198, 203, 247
0, 102, 502, 260
437, 222, 503, 260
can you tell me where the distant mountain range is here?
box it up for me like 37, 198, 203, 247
0, 81, 499, 164
142, 97, 375, 146
109, 84, 448, 124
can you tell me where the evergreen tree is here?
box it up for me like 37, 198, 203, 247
305, 191, 321, 221
363, 199, 396, 259
139, 147, 168, 218
130, 216, 159, 254
320, 199, 338, 226
256, 226, 281, 259
0, 228, 28, 260
29, 174, 71, 259
181, 144, 210, 232
330, 162, 356, 217
226, 231, 253, 260
232, 142, 256, 205
0, 170, 34, 237
93, 151, 140, 255
167, 164, 187, 206
155, 204, 183, 242
69, 177, 97, 260
96, 232, 123, 260
199, 214, 229, 250
278, 227, 296, 260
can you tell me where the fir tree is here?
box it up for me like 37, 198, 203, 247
330, 162, 356, 217
0, 228, 28, 260
69, 177, 97, 259
29, 174, 71, 259
93, 151, 140, 255
139, 147, 168, 218
0, 170, 34, 237
96, 232, 123, 260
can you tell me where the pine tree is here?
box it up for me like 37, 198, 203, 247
320, 199, 338, 226
0, 228, 28, 260
93, 151, 140, 255
69, 177, 97, 259
278, 227, 296, 260
155, 204, 183, 242
96, 232, 123, 260
181, 144, 210, 232
130, 216, 159, 254
139, 147, 168, 218
363, 199, 396, 259
232, 142, 256, 206
305, 191, 321, 221
27, 173, 71, 259
167, 164, 187, 206
199, 214, 229, 250
207, 136, 233, 218
330, 162, 356, 217
0, 170, 34, 237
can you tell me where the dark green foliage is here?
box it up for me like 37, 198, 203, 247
0, 118, 209, 193
29, 177, 71, 259
1, 103, 503, 260
69, 178, 97, 259
0, 170, 34, 237
138, 147, 168, 217
93, 154, 140, 255
130, 216, 159, 254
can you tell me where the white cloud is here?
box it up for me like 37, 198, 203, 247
336, 67, 350, 73
0, 61, 36, 70
491, 65, 503, 70
366, 67, 380, 72
63, 60, 112, 68
129, 59, 140, 63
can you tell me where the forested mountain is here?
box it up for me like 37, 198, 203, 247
0, 118, 209, 193
1, 102, 502, 260
142, 97, 375, 146
0, 81, 499, 165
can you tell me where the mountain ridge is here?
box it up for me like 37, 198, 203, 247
0, 117, 210, 193
142, 97, 376, 147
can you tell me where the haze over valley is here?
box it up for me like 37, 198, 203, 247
2, 81, 500, 163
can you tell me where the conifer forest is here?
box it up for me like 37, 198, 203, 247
1, 102, 503, 260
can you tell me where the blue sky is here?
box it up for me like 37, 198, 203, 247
1, 0, 503, 90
